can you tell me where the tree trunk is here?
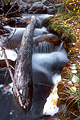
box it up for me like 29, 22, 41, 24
14, 16, 36, 111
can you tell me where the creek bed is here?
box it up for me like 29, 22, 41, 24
0, 14, 68, 120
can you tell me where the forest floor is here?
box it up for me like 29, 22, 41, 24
47, 8, 80, 120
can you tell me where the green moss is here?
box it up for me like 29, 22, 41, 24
50, 22, 75, 44
62, 11, 76, 20
67, 51, 76, 57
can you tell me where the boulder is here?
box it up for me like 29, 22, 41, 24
28, 2, 43, 12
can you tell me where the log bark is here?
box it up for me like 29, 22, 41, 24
14, 16, 36, 111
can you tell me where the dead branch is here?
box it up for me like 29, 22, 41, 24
4, 1, 18, 17
0, 37, 23, 108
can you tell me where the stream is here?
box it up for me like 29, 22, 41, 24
0, 14, 69, 120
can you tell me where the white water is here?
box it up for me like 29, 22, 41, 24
32, 43, 68, 116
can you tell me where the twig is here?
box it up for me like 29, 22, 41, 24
64, 2, 69, 11
0, 37, 24, 108
68, 111, 78, 117
9, 65, 15, 70
1, 28, 17, 48
6, 8, 20, 16
4, 1, 18, 17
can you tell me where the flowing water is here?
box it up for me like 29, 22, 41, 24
0, 14, 69, 120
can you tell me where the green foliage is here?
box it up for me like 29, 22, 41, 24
67, 51, 76, 57
57, 0, 80, 15
66, 75, 72, 80
62, 11, 76, 20
51, 22, 75, 43
1, 0, 14, 3
74, 115, 80, 120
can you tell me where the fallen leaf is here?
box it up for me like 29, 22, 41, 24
4, 86, 11, 89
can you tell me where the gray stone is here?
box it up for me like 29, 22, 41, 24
29, 2, 43, 11
47, 7, 57, 14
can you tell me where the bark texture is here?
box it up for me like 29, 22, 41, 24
14, 16, 36, 111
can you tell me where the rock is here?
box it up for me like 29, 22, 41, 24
42, 0, 50, 6
17, 0, 31, 12
28, 2, 43, 12
47, 7, 57, 14
34, 27, 48, 37
42, 0, 56, 6
33, 33, 61, 46
0, 47, 17, 68
33, 8, 47, 14
28, 11, 33, 14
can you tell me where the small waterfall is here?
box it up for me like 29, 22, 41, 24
33, 41, 54, 53
58, 41, 64, 51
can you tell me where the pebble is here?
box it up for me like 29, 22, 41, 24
70, 64, 76, 70
72, 43, 75, 45
71, 70, 77, 74
78, 55, 80, 58
10, 112, 13, 115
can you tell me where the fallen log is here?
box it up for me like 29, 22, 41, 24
13, 16, 36, 111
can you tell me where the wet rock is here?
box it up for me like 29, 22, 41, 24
0, 59, 15, 68
28, 11, 34, 14
42, 0, 50, 6
17, 0, 31, 13
5, 18, 17, 27
20, 4, 31, 13
47, 7, 57, 14
28, 2, 43, 12
33, 33, 61, 46
42, 0, 56, 6
34, 27, 48, 37
33, 9, 47, 14
15, 21, 28, 27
